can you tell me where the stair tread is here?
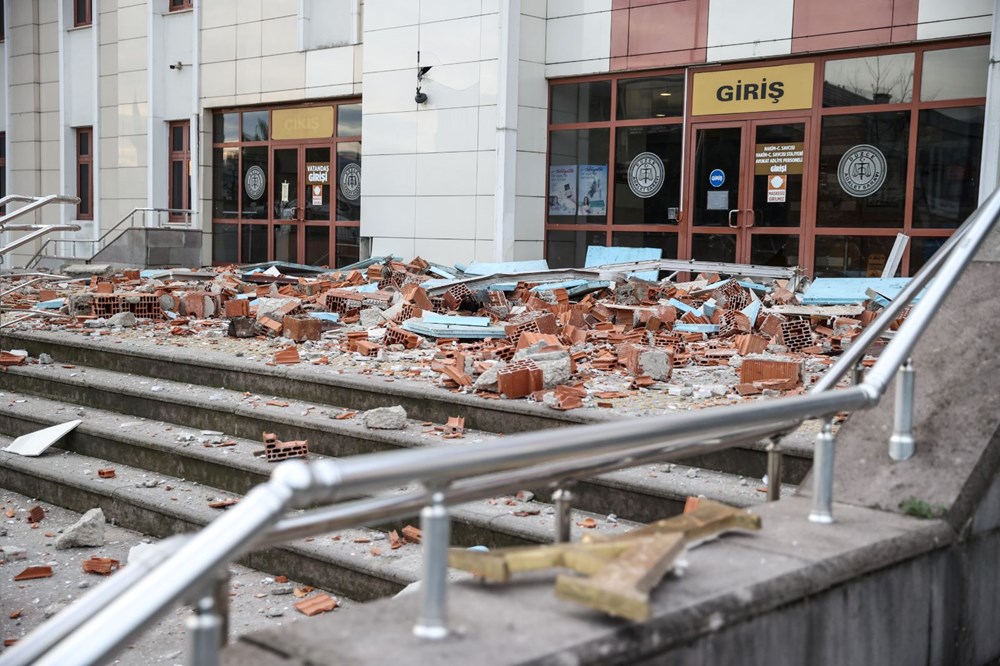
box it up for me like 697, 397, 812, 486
0, 386, 789, 515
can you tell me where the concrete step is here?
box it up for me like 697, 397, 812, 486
5, 330, 817, 482
0, 368, 791, 525
0, 442, 641, 603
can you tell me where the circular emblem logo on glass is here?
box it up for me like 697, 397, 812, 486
340, 163, 362, 201
244, 165, 266, 201
837, 144, 887, 198
628, 152, 664, 199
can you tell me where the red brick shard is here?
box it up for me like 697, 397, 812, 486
294, 593, 338, 616
82, 557, 121, 576
13, 566, 53, 581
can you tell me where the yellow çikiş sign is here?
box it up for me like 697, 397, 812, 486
272, 106, 335, 140
692, 63, 814, 116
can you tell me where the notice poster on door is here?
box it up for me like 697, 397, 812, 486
311, 184, 323, 206
577, 165, 607, 216
754, 143, 804, 175
767, 174, 787, 203
549, 165, 578, 216
306, 163, 331, 184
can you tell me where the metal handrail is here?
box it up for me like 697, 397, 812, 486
25, 207, 196, 268
7, 189, 1000, 666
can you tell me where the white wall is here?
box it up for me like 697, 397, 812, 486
544, 0, 611, 78
707, 0, 793, 62
918, 0, 993, 39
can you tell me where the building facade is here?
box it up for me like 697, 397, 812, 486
2, 0, 996, 277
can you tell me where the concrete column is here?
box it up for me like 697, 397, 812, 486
979, 0, 1000, 202
493, 0, 520, 262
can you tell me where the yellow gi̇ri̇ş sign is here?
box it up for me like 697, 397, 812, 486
692, 63, 814, 116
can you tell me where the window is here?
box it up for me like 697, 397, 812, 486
76, 128, 93, 220
168, 121, 190, 222
546, 75, 686, 268
169, 0, 193, 11
0, 4, 5, 43
74, 0, 92, 27
211, 101, 362, 266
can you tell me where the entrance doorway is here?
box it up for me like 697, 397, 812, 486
271, 145, 334, 265
687, 120, 808, 268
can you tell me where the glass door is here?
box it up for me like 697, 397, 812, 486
687, 120, 808, 267
272, 147, 300, 263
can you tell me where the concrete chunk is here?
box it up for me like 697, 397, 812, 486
363, 406, 407, 430
55, 507, 106, 549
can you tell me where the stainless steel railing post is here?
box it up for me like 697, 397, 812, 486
766, 437, 783, 502
186, 595, 222, 666
853, 361, 865, 386
889, 358, 916, 461
413, 491, 450, 640
552, 486, 575, 543
809, 419, 836, 524
212, 569, 231, 647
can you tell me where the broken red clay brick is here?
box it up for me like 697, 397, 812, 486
262, 432, 308, 462
97, 468, 116, 479
293, 593, 338, 617
224, 299, 250, 318
401, 525, 422, 544
13, 566, 53, 581
26, 506, 45, 524
740, 357, 802, 385
273, 346, 301, 365
82, 557, 121, 576
282, 316, 322, 342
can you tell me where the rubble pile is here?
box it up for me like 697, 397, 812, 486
0, 258, 910, 411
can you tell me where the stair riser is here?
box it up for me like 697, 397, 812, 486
0, 464, 407, 601
1, 372, 402, 458
8, 334, 576, 435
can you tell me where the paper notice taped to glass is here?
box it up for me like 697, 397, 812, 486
707, 190, 729, 210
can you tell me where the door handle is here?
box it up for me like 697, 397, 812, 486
728, 209, 740, 228
745, 209, 756, 228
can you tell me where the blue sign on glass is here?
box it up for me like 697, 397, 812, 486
709, 169, 726, 188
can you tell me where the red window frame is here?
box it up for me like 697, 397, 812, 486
168, 120, 191, 222
0, 132, 6, 213
73, 0, 92, 27
169, 0, 193, 12
76, 128, 93, 221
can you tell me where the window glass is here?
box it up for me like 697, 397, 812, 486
170, 161, 184, 209
817, 111, 909, 228
548, 129, 610, 225
823, 53, 914, 107
611, 232, 679, 269
336, 142, 361, 221
212, 224, 238, 264
78, 164, 90, 216
750, 235, 799, 268
921, 45, 989, 101
241, 110, 269, 142
213, 147, 239, 219
813, 235, 897, 277
306, 226, 330, 267
75, 0, 90, 25
616, 76, 685, 120
336, 226, 360, 268
752, 123, 805, 228
213, 113, 239, 143
545, 230, 607, 269
909, 237, 947, 275
171, 125, 185, 152
78, 131, 90, 156
550, 82, 612, 124
913, 106, 983, 229
240, 146, 268, 219
273, 224, 298, 263
337, 104, 362, 137
613, 125, 681, 225
241, 225, 268, 263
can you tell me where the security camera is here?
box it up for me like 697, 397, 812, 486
415, 89, 428, 104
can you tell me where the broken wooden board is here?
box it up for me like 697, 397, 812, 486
448, 499, 762, 621
555, 533, 684, 622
